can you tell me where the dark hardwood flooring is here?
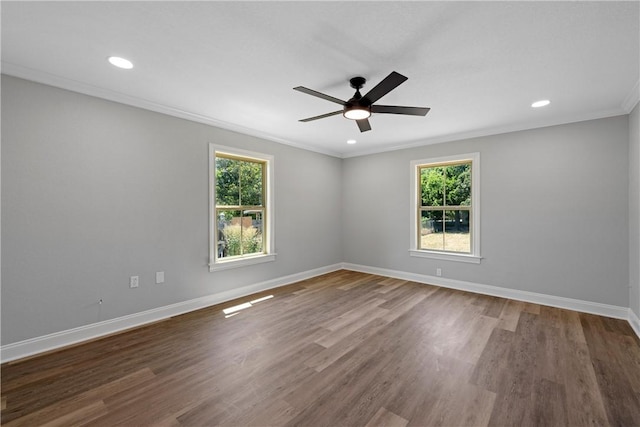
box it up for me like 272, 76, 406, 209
2, 270, 639, 426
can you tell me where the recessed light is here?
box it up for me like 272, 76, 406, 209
531, 99, 550, 108
347, 139, 357, 144
108, 56, 133, 69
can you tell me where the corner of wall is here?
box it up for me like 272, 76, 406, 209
630, 309, 640, 339
629, 101, 640, 317
623, 81, 640, 114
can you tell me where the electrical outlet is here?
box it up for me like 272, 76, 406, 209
130, 275, 139, 288
156, 271, 165, 284
436, 268, 442, 277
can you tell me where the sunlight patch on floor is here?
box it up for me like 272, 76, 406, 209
223, 295, 274, 318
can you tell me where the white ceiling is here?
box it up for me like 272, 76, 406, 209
2, 1, 639, 158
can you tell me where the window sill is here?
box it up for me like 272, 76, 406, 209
409, 249, 482, 264
209, 253, 277, 272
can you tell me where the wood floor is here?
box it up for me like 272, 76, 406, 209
2, 270, 640, 426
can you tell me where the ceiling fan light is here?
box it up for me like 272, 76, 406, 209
343, 107, 371, 120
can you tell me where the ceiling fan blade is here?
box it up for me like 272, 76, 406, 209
371, 105, 430, 116
299, 110, 343, 122
293, 86, 346, 105
362, 71, 408, 104
356, 118, 371, 132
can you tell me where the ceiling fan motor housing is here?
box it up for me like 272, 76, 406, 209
349, 76, 366, 90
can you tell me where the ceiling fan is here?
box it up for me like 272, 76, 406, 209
293, 71, 430, 132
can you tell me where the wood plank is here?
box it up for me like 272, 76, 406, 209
39, 401, 108, 427
285, 337, 400, 426
592, 357, 640, 426
559, 308, 587, 344
469, 328, 515, 393
320, 297, 387, 331
365, 407, 408, 427
415, 379, 496, 427
375, 279, 410, 294
473, 294, 507, 318
496, 299, 524, 332
456, 314, 500, 364
531, 378, 568, 427
561, 340, 609, 426
382, 292, 428, 324
536, 316, 563, 384
304, 317, 389, 372
315, 307, 388, 348
2, 368, 156, 426
244, 398, 297, 426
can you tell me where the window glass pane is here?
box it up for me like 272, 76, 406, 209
443, 210, 470, 253
445, 163, 471, 206
420, 166, 445, 206
217, 209, 241, 258
241, 210, 263, 255
217, 210, 265, 258
215, 158, 240, 206
420, 210, 444, 250
239, 160, 263, 206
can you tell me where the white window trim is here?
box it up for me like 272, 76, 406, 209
209, 143, 276, 272
409, 152, 482, 264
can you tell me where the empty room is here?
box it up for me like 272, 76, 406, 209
2, 1, 639, 426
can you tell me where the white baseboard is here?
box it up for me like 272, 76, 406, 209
0, 263, 343, 363
342, 263, 632, 322
629, 309, 640, 339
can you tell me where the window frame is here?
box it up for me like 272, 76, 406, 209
209, 144, 275, 272
409, 152, 481, 264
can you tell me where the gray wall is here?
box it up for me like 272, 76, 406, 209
1, 76, 343, 345
342, 116, 630, 307
630, 102, 640, 316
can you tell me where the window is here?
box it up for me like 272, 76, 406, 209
410, 153, 481, 263
209, 144, 275, 271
